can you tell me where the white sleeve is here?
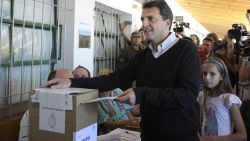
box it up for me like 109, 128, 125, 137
225, 94, 242, 110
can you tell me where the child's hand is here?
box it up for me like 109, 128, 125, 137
126, 118, 139, 127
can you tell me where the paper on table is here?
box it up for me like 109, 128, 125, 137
97, 133, 121, 141
73, 123, 97, 141
82, 96, 118, 104
107, 128, 140, 141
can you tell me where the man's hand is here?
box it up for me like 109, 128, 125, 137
41, 78, 71, 89
117, 88, 136, 105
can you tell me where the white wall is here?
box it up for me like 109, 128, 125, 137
73, 0, 95, 76
55, 0, 95, 76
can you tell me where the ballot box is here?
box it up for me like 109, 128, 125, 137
29, 88, 98, 141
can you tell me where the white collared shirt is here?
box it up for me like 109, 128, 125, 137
149, 32, 179, 58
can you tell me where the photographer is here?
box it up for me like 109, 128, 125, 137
173, 21, 189, 38
239, 41, 250, 83
239, 37, 250, 141
198, 37, 213, 64
213, 36, 239, 88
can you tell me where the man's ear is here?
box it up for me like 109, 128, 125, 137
164, 19, 171, 30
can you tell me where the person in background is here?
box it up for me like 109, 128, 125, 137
246, 9, 250, 23
119, 21, 147, 47
239, 37, 250, 84
116, 31, 145, 69
72, 65, 90, 78
198, 37, 214, 64
190, 34, 200, 47
42, 1, 201, 141
97, 68, 139, 134
199, 57, 246, 141
47, 69, 74, 80
206, 32, 219, 42
213, 36, 239, 88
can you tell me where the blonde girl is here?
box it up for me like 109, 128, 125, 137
200, 57, 246, 141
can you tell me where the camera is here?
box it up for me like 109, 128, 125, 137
213, 40, 227, 52
173, 22, 189, 33
243, 48, 250, 57
227, 24, 250, 58
228, 24, 250, 40
242, 39, 250, 59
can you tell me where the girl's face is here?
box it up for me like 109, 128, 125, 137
203, 63, 223, 89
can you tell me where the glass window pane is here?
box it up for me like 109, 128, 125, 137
13, 28, 50, 61
42, 30, 52, 60
0, 24, 10, 65
14, 0, 54, 24
32, 65, 40, 88
22, 66, 31, 101
0, 67, 7, 106
40, 64, 50, 83
0, 0, 11, 18
10, 67, 22, 103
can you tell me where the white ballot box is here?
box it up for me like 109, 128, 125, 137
29, 88, 98, 141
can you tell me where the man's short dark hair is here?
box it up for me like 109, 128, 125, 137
143, 1, 173, 29
206, 33, 218, 42
47, 70, 56, 81
74, 65, 91, 78
203, 37, 214, 43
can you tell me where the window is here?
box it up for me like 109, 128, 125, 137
94, 2, 132, 76
0, 0, 59, 120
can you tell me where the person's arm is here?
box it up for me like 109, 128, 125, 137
119, 22, 131, 44
200, 104, 247, 141
69, 57, 135, 92
239, 59, 250, 82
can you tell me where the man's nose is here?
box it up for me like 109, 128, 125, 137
142, 19, 149, 27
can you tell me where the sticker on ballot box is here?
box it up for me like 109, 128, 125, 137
73, 123, 97, 141
39, 91, 66, 133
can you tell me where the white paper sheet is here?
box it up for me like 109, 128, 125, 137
39, 91, 66, 133
97, 134, 121, 141
73, 123, 97, 141
82, 96, 118, 104
98, 128, 140, 141
110, 128, 140, 141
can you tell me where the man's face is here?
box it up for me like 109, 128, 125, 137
73, 68, 89, 78
202, 40, 213, 54
131, 36, 142, 47
141, 7, 170, 44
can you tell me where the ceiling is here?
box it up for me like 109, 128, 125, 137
175, 0, 250, 38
